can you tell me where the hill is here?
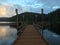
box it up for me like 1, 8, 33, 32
10, 12, 47, 23
0, 17, 10, 22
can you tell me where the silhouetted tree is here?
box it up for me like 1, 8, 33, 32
48, 8, 60, 35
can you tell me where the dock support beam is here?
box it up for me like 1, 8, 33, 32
41, 8, 44, 37
15, 9, 19, 29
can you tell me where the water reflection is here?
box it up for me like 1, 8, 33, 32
0, 27, 8, 37
0, 25, 17, 45
0, 22, 15, 23
39, 29, 60, 45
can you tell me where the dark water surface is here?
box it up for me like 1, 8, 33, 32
39, 29, 60, 45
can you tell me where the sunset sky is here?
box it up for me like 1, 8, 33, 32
0, 0, 60, 17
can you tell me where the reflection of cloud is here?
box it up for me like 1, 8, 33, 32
0, 26, 17, 45
0, 27, 7, 37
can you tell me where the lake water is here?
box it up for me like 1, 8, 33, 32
0, 25, 17, 45
39, 29, 60, 45
0, 25, 60, 45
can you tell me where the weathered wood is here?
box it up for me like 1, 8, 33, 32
13, 25, 48, 45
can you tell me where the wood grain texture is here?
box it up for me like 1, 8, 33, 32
13, 25, 48, 45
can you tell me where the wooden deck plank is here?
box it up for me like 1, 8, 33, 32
13, 25, 48, 45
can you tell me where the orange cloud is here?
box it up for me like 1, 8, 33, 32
0, 6, 7, 17
0, 4, 20, 17
0, 4, 16, 17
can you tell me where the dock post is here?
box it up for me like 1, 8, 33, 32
23, 15, 24, 24
41, 8, 44, 37
15, 9, 19, 29
35, 15, 38, 24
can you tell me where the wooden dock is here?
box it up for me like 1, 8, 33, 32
13, 25, 48, 45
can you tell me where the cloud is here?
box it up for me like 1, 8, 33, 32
0, 4, 16, 17
52, 6, 60, 9
0, 7, 8, 17
0, 0, 7, 2
0, 6, 8, 17
0, 0, 60, 17
0, 0, 8, 4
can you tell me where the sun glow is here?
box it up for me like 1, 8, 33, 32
0, 7, 7, 17
0, 27, 7, 37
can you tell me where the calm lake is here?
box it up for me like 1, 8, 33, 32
0, 25, 17, 45
39, 29, 60, 45
0, 23, 60, 45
